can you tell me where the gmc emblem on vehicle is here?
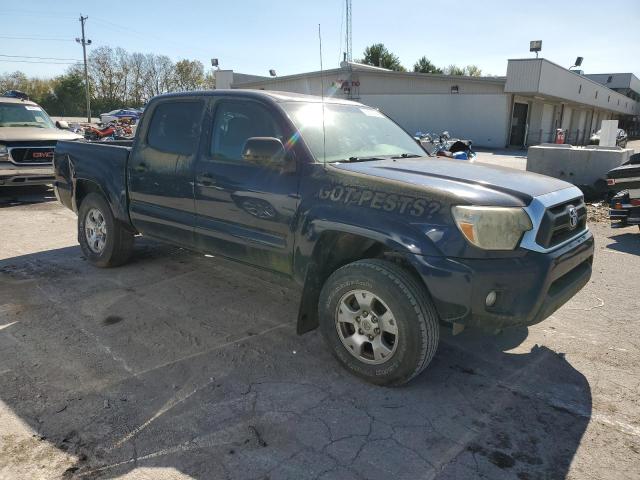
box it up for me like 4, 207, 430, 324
568, 206, 578, 230
33, 151, 54, 159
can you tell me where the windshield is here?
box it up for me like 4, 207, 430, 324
0, 103, 55, 128
281, 102, 425, 162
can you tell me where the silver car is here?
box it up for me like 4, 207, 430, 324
0, 97, 82, 186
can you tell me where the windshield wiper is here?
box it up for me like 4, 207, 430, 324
390, 153, 422, 159
340, 156, 385, 163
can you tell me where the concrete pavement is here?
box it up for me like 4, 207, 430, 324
0, 186, 639, 480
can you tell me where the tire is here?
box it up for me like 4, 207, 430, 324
318, 259, 439, 386
78, 192, 134, 267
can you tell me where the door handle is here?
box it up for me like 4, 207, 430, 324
134, 162, 147, 173
197, 172, 215, 186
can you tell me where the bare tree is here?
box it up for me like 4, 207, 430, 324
445, 65, 466, 76
128, 52, 147, 106
466, 65, 482, 77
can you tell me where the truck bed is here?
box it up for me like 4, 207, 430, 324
53, 140, 133, 225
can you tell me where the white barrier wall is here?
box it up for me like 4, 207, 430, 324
358, 94, 510, 148
527, 145, 632, 186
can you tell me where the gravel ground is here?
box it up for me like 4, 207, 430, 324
0, 186, 639, 480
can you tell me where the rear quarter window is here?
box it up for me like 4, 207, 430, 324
146, 101, 204, 155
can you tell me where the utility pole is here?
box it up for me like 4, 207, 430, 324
76, 15, 92, 123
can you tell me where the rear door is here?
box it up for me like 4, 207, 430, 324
128, 98, 206, 247
193, 97, 299, 274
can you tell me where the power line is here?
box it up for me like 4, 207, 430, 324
0, 54, 81, 61
90, 16, 214, 56
0, 35, 74, 42
0, 59, 80, 65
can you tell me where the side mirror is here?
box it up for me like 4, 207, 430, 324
56, 120, 69, 130
242, 137, 286, 167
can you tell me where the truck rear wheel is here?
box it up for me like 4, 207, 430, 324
78, 192, 134, 268
318, 259, 439, 386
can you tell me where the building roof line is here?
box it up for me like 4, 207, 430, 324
233, 64, 507, 88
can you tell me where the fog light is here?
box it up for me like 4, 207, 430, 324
485, 291, 497, 307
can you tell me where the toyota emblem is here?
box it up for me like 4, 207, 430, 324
568, 206, 578, 230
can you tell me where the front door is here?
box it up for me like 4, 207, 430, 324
128, 99, 206, 247
509, 102, 529, 146
193, 98, 299, 274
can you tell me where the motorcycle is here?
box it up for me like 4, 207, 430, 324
84, 122, 133, 141
415, 131, 476, 161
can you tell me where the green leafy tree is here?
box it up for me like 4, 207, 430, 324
413, 56, 443, 74
361, 43, 405, 71
49, 72, 87, 116
174, 59, 205, 91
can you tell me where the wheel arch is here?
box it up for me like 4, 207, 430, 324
74, 178, 107, 211
296, 228, 428, 335
73, 178, 135, 231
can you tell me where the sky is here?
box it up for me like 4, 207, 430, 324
1, 0, 639, 79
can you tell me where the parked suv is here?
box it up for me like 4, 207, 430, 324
0, 96, 82, 187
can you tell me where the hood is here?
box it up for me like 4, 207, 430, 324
607, 162, 640, 179
332, 157, 573, 206
0, 127, 82, 142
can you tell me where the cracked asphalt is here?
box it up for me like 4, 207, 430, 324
1, 186, 639, 480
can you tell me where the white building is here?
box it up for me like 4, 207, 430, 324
215, 58, 640, 148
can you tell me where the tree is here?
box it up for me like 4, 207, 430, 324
413, 56, 443, 74
445, 65, 466, 76
46, 72, 86, 116
466, 65, 482, 77
128, 52, 147, 106
0, 71, 31, 94
361, 43, 405, 71
143, 54, 176, 98
174, 59, 205, 91
203, 70, 216, 89
0, 46, 216, 115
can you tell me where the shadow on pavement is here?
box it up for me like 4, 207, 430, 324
606, 230, 640, 255
0, 242, 592, 479
0, 185, 56, 207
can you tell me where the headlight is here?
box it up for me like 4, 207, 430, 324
452, 205, 532, 250
0, 144, 8, 160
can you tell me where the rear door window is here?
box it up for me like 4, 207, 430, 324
147, 101, 204, 155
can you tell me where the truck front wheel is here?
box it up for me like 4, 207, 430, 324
78, 192, 134, 268
318, 259, 439, 386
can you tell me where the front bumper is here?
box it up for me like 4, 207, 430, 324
609, 190, 640, 226
0, 161, 54, 186
410, 229, 594, 330
610, 205, 640, 226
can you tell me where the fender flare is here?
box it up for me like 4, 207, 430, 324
295, 219, 438, 334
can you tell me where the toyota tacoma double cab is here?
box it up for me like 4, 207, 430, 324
0, 95, 81, 186
53, 90, 594, 385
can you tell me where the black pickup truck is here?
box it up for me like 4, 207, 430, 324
54, 90, 594, 385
